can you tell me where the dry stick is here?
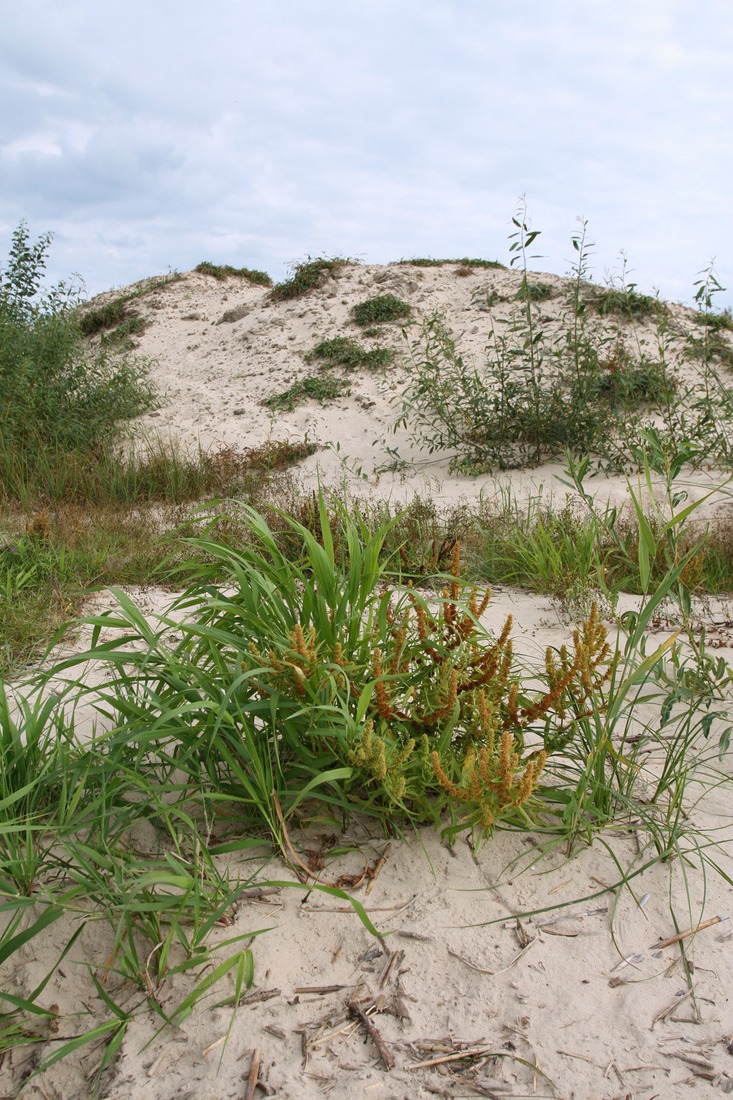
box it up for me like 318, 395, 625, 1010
379, 950, 405, 990
365, 843, 391, 896
666, 1051, 715, 1071
294, 985, 348, 995
409, 1047, 493, 1070
239, 887, 282, 900
651, 915, 726, 949
651, 988, 693, 1028
447, 939, 535, 976
244, 1048, 262, 1100
347, 1000, 395, 1071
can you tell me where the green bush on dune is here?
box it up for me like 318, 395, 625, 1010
0, 222, 157, 485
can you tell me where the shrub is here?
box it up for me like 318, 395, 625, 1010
263, 374, 350, 412
194, 261, 272, 286
269, 257, 354, 302
393, 257, 505, 270
0, 222, 156, 480
305, 336, 394, 371
589, 284, 665, 320
351, 294, 411, 326
515, 280, 553, 302
99, 315, 148, 348
78, 297, 128, 336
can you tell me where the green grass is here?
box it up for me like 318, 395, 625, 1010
589, 284, 666, 320
194, 261, 272, 286
1, 224, 158, 494
263, 373, 350, 411
305, 336, 394, 371
515, 280, 554, 302
351, 294, 411, 326
394, 257, 505, 270
99, 315, 148, 348
78, 274, 182, 336
269, 257, 354, 302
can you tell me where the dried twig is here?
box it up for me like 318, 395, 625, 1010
447, 939, 534, 976
409, 1047, 493, 1070
244, 1047, 262, 1100
365, 843, 391, 896
347, 999, 395, 1070
651, 914, 727, 949
538, 906, 608, 927
379, 950, 405, 989
293, 985, 348, 995
651, 988, 693, 1028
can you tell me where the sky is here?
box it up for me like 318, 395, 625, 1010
2, 0, 732, 308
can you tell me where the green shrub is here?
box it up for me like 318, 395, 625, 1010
516, 280, 554, 302
78, 296, 128, 336
351, 294, 411, 326
306, 336, 394, 371
589, 284, 665, 320
269, 257, 353, 302
99, 315, 148, 347
0, 222, 157, 478
394, 257, 505, 270
78, 274, 181, 336
194, 261, 272, 286
263, 373, 350, 412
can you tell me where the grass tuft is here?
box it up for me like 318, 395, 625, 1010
351, 294, 411, 326
305, 336, 394, 371
269, 257, 355, 302
393, 257, 505, 270
194, 261, 272, 286
263, 374, 350, 412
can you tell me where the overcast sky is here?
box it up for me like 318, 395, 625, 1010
2, 0, 732, 308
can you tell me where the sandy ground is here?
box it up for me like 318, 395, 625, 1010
3, 261, 733, 1098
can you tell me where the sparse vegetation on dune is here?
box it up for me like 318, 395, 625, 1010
268, 255, 355, 301
2, 213, 733, 1089
194, 260, 272, 286
393, 256, 505, 270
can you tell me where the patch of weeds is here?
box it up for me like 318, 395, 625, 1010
78, 274, 182, 336
394, 257, 505, 270
306, 336, 394, 371
393, 207, 691, 471
589, 284, 665, 321
1, 222, 157, 490
99, 315, 148, 348
194, 261, 272, 287
695, 307, 733, 333
472, 287, 504, 310
263, 374, 350, 412
79, 297, 128, 336
0, 434, 303, 509
243, 437, 319, 470
269, 257, 354, 302
362, 326, 380, 338
351, 294, 411, 326
515, 280, 554, 302
589, 344, 673, 404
